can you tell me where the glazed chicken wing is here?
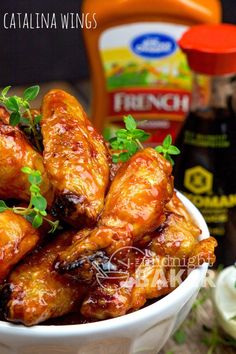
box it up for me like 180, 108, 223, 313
1, 231, 87, 326
187, 237, 217, 267
81, 252, 172, 320
56, 148, 173, 279
0, 210, 39, 283
151, 192, 217, 265
41, 89, 110, 227
0, 119, 53, 203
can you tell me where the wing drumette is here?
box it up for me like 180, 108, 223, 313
0, 210, 40, 283
1, 231, 87, 326
41, 89, 111, 227
56, 148, 173, 280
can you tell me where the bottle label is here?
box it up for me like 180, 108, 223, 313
99, 22, 191, 142
183, 165, 236, 236
184, 131, 230, 148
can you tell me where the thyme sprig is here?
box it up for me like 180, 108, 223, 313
110, 115, 180, 165
109, 115, 150, 163
0, 167, 59, 233
0, 85, 42, 151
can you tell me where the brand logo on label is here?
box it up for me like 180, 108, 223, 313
184, 166, 213, 195
130, 33, 177, 59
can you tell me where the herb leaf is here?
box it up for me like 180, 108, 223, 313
119, 152, 130, 162
31, 195, 47, 211
0, 200, 9, 213
1, 86, 11, 96
112, 154, 120, 163
163, 134, 172, 148
133, 130, 150, 142
5, 97, 19, 112
124, 115, 137, 131
23, 85, 40, 101
167, 145, 181, 155
9, 112, 21, 126
32, 214, 43, 228
21, 166, 33, 174
155, 134, 180, 166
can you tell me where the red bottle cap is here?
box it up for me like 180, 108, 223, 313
179, 24, 236, 76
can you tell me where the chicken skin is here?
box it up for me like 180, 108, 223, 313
1, 231, 87, 326
0, 210, 40, 283
41, 89, 111, 227
0, 106, 10, 124
56, 148, 173, 280
0, 119, 53, 203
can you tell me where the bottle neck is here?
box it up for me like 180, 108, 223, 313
190, 72, 236, 113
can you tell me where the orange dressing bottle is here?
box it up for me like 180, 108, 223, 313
82, 0, 221, 144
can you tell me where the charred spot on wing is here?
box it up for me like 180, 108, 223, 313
54, 256, 90, 273
54, 250, 112, 283
51, 193, 85, 218
0, 283, 13, 316
51, 193, 88, 227
51, 193, 98, 228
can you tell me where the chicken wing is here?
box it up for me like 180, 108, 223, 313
1, 231, 87, 326
0, 119, 53, 203
81, 252, 172, 320
0, 210, 39, 283
41, 89, 111, 227
151, 192, 217, 265
187, 237, 217, 267
56, 148, 173, 280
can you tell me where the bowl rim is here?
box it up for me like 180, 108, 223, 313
0, 191, 209, 336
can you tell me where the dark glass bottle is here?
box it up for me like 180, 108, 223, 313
174, 70, 236, 266
175, 24, 236, 267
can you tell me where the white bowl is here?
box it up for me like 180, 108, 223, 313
0, 192, 210, 354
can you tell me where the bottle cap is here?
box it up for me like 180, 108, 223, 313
179, 24, 236, 75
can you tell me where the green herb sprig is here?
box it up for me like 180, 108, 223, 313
0, 85, 42, 151
110, 115, 180, 165
0, 167, 59, 233
109, 115, 150, 163
155, 134, 180, 165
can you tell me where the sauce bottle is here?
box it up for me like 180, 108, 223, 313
174, 24, 236, 266
82, 0, 221, 145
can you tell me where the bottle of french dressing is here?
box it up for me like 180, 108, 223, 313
174, 24, 236, 266
82, 0, 221, 145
